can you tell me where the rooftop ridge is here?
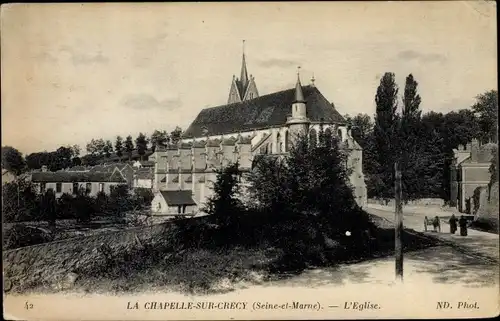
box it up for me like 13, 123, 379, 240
205, 85, 316, 112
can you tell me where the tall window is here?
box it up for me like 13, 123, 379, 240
99, 183, 104, 193
72, 182, 79, 195
284, 131, 289, 152
276, 133, 281, 153
56, 182, 62, 193
337, 129, 343, 141
324, 128, 333, 147
40, 183, 46, 193
86, 183, 92, 194
309, 129, 317, 147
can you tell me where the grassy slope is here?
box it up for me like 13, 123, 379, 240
28, 214, 438, 295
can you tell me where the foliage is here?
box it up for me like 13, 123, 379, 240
489, 145, 498, 186
109, 184, 134, 216
2, 179, 39, 222
203, 162, 244, 226
248, 127, 363, 229
2, 146, 26, 175
135, 133, 149, 160
170, 126, 183, 146
471, 90, 498, 144
25, 145, 80, 171
40, 189, 57, 226
103, 140, 113, 159
115, 136, 124, 160
133, 188, 155, 208
373, 72, 399, 199
150, 130, 169, 152
86, 138, 106, 157
125, 135, 134, 161
73, 188, 95, 223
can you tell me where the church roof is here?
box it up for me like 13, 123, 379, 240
183, 85, 346, 139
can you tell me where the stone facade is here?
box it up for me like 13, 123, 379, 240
451, 139, 497, 213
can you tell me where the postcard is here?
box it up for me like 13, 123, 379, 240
2, 1, 498, 320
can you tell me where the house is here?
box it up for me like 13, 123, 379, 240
450, 139, 497, 213
134, 167, 154, 189
2, 168, 16, 185
31, 167, 128, 198
132, 160, 155, 168
150, 190, 197, 216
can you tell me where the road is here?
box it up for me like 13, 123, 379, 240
365, 204, 499, 261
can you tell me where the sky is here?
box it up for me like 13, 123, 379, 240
1, 1, 497, 155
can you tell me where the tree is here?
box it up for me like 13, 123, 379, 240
344, 113, 373, 148
135, 133, 149, 160
40, 189, 57, 227
52, 146, 73, 171
150, 130, 169, 152
1, 146, 26, 175
170, 126, 183, 146
70, 145, 81, 158
471, 90, 498, 144
124, 135, 134, 161
115, 136, 124, 161
373, 72, 399, 199
399, 74, 424, 201
95, 139, 106, 157
203, 162, 243, 226
103, 140, 113, 159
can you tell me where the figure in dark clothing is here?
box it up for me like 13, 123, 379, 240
432, 216, 441, 232
459, 215, 468, 236
449, 214, 458, 234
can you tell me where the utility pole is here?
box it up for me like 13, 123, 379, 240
394, 160, 403, 281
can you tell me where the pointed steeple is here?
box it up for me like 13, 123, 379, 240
294, 67, 305, 103
240, 40, 249, 91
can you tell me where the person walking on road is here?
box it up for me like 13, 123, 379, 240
459, 215, 468, 236
449, 214, 458, 234
432, 216, 441, 232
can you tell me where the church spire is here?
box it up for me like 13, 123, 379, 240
294, 66, 305, 103
240, 40, 249, 90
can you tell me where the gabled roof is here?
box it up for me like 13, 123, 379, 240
31, 171, 127, 183
159, 190, 197, 206
183, 85, 346, 139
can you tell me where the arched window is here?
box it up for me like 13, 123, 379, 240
309, 129, 317, 147
276, 133, 281, 152
284, 131, 290, 152
337, 129, 343, 141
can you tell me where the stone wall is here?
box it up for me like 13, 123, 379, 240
367, 198, 445, 207
477, 182, 499, 220
3, 216, 210, 291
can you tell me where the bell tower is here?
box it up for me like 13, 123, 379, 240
286, 67, 310, 138
227, 41, 259, 104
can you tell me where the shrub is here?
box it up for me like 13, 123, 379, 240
202, 162, 244, 227
133, 188, 154, 209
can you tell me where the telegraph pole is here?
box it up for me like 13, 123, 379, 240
394, 161, 403, 281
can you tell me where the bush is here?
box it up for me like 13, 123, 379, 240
133, 188, 154, 209
3, 224, 54, 250
2, 180, 40, 222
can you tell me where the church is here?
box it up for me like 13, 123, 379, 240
150, 45, 367, 215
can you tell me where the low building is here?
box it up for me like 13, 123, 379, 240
134, 167, 154, 189
31, 169, 127, 198
150, 190, 197, 216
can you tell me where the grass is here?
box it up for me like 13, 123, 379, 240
50, 214, 439, 296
